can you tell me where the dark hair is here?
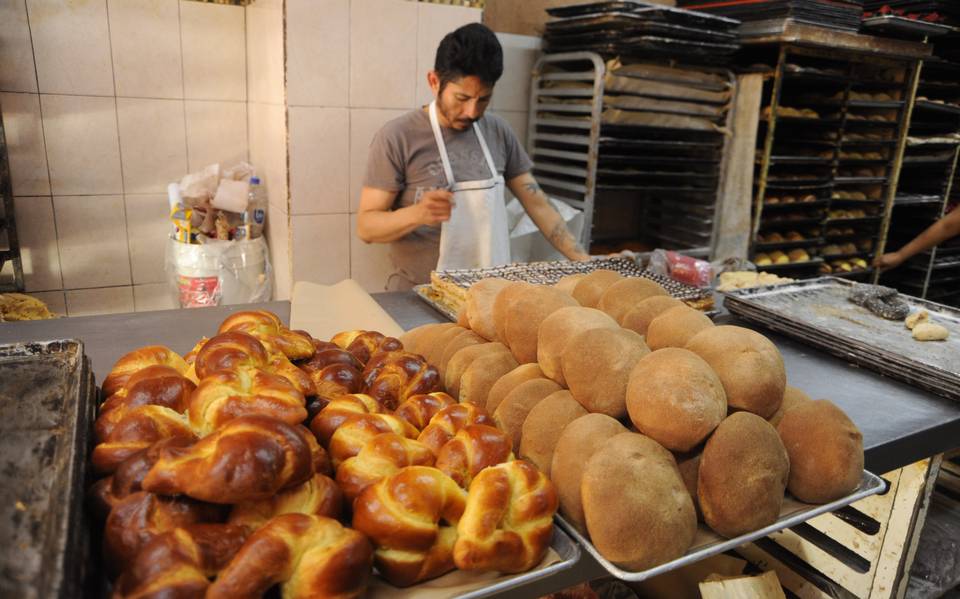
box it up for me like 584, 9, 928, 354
434, 23, 503, 89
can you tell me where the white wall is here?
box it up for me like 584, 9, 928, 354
1, 0, 248, 315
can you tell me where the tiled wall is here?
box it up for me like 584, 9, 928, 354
285, 0, 540, 293
0, 0, 247, 316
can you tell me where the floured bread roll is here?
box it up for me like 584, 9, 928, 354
493, 378, 563, 451
646, 306, 714, 351
399, 323, 455, 358
459, 351, 519, 406
555, 274, 586, 295
698, 412, 789, 538
685, 326, 785, 419
486, 363, 545, 413
571, 270, 623, 308
466, 278, 512, 341
519, 390, 588, 476
537, 306, 618, 386
777, 399, 863, 503
626, 348, 727, 452
438, 329, 486, 377
550, 413, 627, 533
492, 282, 535, 343
444, 342, 511, 399
675, 449, 702, 519
768, 386, 812, 428
913, 322, 949, 341
621, 296, 682, 336
425, 325, 469, 371
597, 277, 669, 324
503, 285, 578, 364
582, 432, 697, 570
562, 327, 649, 418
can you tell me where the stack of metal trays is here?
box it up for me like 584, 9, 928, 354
0, 339, 96, 598
723, 277, 960, 402
677, 0, 864, 32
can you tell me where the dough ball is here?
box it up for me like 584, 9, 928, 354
503, 285, 579, 364
519, 390, 588, 477
646, 306, 714, 351
621, 296, 683, 336
537, 306, 618, 386
562, 328, 650, 419
597, 277, 669, 324
571, 270, 623, 308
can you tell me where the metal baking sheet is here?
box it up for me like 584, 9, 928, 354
557, 470, 884, 582
861, 15, 954, 37
723, 277, 960, 402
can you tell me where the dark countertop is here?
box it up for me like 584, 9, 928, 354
2, 291, 958, 597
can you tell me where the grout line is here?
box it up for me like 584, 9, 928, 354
20, 90, 246, 103
177, 0, 191, 171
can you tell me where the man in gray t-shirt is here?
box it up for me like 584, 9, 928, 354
356, 23, 588, 290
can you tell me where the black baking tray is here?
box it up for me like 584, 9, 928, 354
0, 339, 95, 599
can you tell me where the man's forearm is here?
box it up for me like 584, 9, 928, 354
356, 205, 424, 243
895, 217, 960, 261
512, 176, 589, 260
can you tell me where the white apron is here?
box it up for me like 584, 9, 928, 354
429, 101, 511, 272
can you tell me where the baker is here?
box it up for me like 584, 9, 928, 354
356, 23, 590, 291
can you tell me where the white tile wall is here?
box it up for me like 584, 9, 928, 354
184, 100, 248, 172
286, 0, 349, 108
291, 214, 350, 285
13, 196, 62, 292
54, 195, 131, 289
65, 286, 135, 317
491, 33, 541, 113
288, 106, 350, 215
245, 2, 284, 105
1, 92, 49, 195
30, 290, 66, 316
349, 108, 406, 212
266, 203, 290, 300
247, 101, 287, 211
108, 0, 183, 99
117, 98, 188, 194
349, 213, 394, 293
133, 282, 177, 312
180, 0, 246, 101
27, 0, 114, 96
124, 194, 170, 284
41, 94, 123, 196
414, 3, 482, 107
0, 0, 38, 93
349, 0, 418, 110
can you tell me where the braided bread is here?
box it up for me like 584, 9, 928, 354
195, 331, 315, 396
229, 473, 343, 530
331, 330, 403, 365
92, 406, 195, 475
218, 310, 315, 360
112, 524, 249, 599
309, 394, 384, 446
435, 425, 514, 489
207, 514, 373, 599
99, 365, 195, 414
361, 351, 440, 410
352, 466, 467, 587
188, 366, 307, 436
103, 346, 189, 398
142, 415, 316, 504
335, 433, 436, 501
418, 403, 495, 456
394, 392, 457, 432
327, 413, 419, 468
454, 460, 558, 573
299, 341, 365, 412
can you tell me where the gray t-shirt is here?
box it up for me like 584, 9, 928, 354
363, 108, 534, 288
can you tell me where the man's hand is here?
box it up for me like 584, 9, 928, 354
415, 189, 454, 226
874, 251, 905, 270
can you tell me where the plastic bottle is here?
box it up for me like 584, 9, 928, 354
244, 177, 267, 239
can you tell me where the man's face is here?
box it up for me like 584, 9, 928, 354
432, 74, 494, 131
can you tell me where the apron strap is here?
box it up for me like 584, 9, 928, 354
428, 101, 456, 186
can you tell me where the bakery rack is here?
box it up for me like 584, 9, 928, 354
0, 100, 24, 292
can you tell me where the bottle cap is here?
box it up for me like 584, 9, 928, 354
250, 176, 261, 185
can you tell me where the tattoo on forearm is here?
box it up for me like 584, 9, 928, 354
524, 181, 548, 199
548, 221, 586, 255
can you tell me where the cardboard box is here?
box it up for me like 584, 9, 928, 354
483, 0, 675, 37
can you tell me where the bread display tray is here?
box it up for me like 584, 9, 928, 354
723, 277, 960, 403
556, 470, 884, 582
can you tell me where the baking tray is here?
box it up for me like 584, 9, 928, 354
0, 339, 94, 599
861, 15, 954, 37
557, 470, 884, 582
723, 277, 960, 402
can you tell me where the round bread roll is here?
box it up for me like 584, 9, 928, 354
492, 282, 535, 343
582, 432, 696, 570
503, 285, 578, 364
493, 378, 563, 451
456, 306, 470, 328
537, 306, 619, 386
626, 348, 727, 452
425, 325, 469, 370
438, 329, 486, 377
466, 278, 512, 341
597, 277, 669, 324
444, 342, 511, 399
459, 351, 519, 406
645, 306, 714, 351
777, 399, 863, 503
519, 390, 588, 476
685, 326, 786, 419
486, 363, 545, 413
399, 323, 455, 359
550, 413, 627, 533
698, 412, 789, 538
768, 386, 812, 428
675, 449, 702, 519
621, 296, 683, 336
562, 328, 649, 418
555, 274, 586, 295
571, 270, 623, 308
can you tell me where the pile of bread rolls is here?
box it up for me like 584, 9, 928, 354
401, 269, 865, 572
88, 310, 557, 598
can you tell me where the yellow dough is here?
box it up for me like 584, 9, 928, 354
905, 310, 929, 330
912, 322, 948, 342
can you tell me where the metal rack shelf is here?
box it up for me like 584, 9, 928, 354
0, 100, 24, 292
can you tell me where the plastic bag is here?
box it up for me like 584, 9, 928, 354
507, 197, 585, 263
649, 249, 714, 288
165, 236, 272, 308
